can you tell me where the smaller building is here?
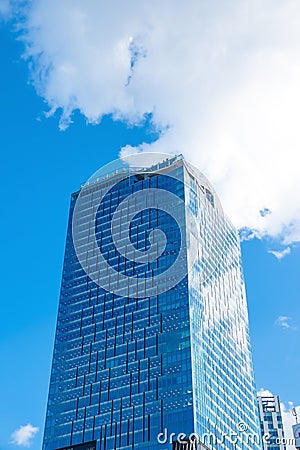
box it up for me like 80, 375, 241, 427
258, 395, 286, 450
172, 438, 210, 450
172, 439, 197, 450
292, 423, 300, 449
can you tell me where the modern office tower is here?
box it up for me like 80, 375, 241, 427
258, 395, 286, 450
43, 154, 262, 450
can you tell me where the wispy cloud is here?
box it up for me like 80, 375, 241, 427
268, 247, 291, 260
275, 316, 298, 331
11, 424, 39, 447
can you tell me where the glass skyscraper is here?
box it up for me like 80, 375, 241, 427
43, 154, 262, 450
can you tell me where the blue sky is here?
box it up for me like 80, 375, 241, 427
1, 7, 300, 450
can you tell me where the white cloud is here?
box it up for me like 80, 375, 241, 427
11, 424, 39, 447
275, 315, 298, 331
257, 388, 274, 397
268, 247, 291, 260
12, 0, 300, 245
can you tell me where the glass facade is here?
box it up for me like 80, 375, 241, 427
43, 155, 262, 450
258, 395, 286, 450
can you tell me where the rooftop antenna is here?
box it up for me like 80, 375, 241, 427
292, 407, 298, 424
